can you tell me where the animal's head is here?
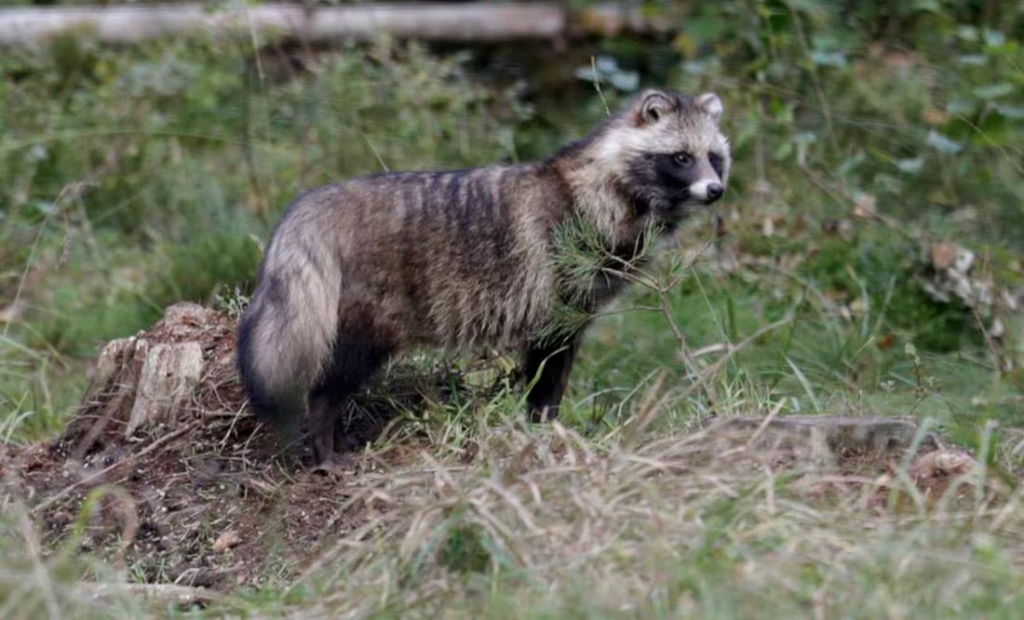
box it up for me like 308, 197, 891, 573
594, 88, 731, 223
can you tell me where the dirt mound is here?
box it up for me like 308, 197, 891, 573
1, 303, 465, 591
0, 303, 987, 599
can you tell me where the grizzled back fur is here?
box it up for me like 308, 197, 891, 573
236, 88, 731, 460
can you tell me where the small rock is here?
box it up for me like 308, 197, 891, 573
910, 449, 976, 480
930, 242, 958, 270
212, 529, 242, 552
0, 302, 24, 323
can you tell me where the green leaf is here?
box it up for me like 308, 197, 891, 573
773, 141, 794, 162
810, 50, 847, 68
956, 25, 979, 42
995, 105, 1024, 119
926, 130, 964, 154
956, 54, 987, 66
683, 15, 726, 46
983, 29, 1007, 47
973, 83, 1015, 100
895, 157, 925, 174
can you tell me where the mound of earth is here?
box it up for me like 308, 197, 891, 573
0, 302, 986, 596
0, 302, 482, 591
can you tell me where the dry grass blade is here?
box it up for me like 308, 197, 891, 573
74, 581, 233, 607
273, 416, 1022, 618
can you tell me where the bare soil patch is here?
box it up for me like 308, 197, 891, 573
0, 303, 986, 596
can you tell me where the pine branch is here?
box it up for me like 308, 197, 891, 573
540, 215, 667, 346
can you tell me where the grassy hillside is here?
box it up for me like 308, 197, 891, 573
2, 1, 1024, 617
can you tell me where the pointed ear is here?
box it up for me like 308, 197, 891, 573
635, 91, 675, 127
695, 93, 724, 123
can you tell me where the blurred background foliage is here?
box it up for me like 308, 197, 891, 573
2, 0, 1024, 442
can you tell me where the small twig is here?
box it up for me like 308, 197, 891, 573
76, 581, 232, 606
789, 6, 840, 159
953, 112, 1023, 175
590, 56, 610, 116
360, 130, 390, 172
970, 248, 1008, 375
681, 315, 796, 403
797, 162, 850, 212
656, 279, 718, 411
0, 184, 75, 341
744, 398, 787, 450
619, 370, 669, 449
20, 505, 62, 620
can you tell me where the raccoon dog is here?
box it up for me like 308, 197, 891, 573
237, 87, 731, 466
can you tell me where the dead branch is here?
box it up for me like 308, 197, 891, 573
0, 2, 675, 46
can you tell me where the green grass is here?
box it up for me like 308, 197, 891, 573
2, 0, 1024, 617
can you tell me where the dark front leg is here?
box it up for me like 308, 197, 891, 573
307, 319, 393, 469
308, 396, 362, 470
523, 336, 582, 423
308, 394, 340, 468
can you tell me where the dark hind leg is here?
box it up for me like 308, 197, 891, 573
308, 325, 393, 468
522, 333, 583, 423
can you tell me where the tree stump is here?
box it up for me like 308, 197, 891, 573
65, 302, 240, 460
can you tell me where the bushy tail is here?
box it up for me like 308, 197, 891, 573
235, 263, 339, 431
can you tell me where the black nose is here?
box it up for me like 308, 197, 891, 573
706, 182, 724, 201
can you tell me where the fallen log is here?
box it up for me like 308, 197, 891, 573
714, 415, 941, 455
0, 2, 676, 46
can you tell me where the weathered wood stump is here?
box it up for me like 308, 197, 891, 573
715, 415, 939, 454
69, 303, 235, 459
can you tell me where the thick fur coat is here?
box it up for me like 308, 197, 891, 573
237, 88, 732, 464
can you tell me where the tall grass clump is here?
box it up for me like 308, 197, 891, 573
247, 415, 1024, 619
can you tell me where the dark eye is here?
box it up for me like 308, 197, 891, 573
709, 152, 724, 176
673, 152, 694, 168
